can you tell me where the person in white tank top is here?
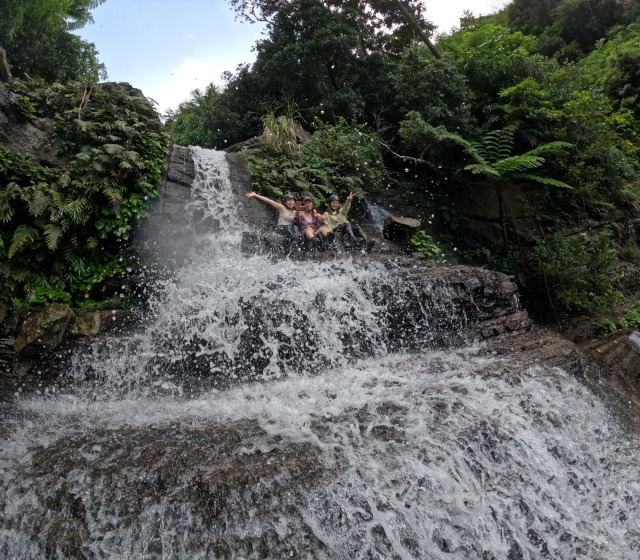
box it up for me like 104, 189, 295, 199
245, 191, 299, 237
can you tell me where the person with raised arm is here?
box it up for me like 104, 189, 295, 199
322, 192, 372, 247
245, 191, 299, 238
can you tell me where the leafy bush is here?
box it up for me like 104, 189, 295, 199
528, 231, 620, 315
409, 231, 441, 262
1, 80, 169, 304
248, 116, 389, 203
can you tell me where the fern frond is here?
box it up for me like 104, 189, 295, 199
85, 236, 99, 250
64, 197, 91, 224
478, 127, 516, 162
26, 187, 50, 217
103, 187, 124, 202
48, 189, 67, 222
493, 155, 545, 174
463, 163, 501, 178
74, 119, 90, 131
527, 141, 573, 157
0, 182, 22, 222
43, 223, 63, 250
58, 171, 72, 188
63, 246, 86, 274
76, 147, 94, 162
515, 174, 573, 189
8, 225, 39, 259
103, 143, 125, 156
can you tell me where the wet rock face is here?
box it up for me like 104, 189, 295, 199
24, 419, 329, 559
0, 83, 64, 165
13, 303, 76, 356
371, 256, 530, 350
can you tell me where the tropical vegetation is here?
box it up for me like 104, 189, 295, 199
1, 80, 168, 304
3, 0, 640, 328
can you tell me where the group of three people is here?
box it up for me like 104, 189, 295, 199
245, 190, 371, 247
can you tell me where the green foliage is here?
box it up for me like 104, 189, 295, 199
229, 0, 435, 55
261, 107, 309, 159
409, 231, 441, 262
600, 300, 640, 333
506, 0, 639, 58
164, 85, 231, 149
248, 117, 389, 202
0, 80, 169, 304
16, 96, 36, 117
528, 232, 621, 315
302, 118, 388, 191
438, 24, 554, 115
392, 47, 476, 135
579, 24, 640, 117
0, 0, 107, 82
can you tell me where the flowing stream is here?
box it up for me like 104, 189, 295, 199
0, 148, 639, 559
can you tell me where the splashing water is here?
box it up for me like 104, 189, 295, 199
0, 148, 638, 559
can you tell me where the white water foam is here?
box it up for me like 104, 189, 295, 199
1, 148, 639, 558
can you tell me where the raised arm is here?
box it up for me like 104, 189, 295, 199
342, 192, 354, 215
245, 191, 285, 212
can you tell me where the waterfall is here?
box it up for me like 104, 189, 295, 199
0, 148, 638, 559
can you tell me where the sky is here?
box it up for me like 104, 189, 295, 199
77, 1, 510, 116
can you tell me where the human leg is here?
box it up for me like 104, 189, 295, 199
342, 223, 358, 240
351, 225, 368, 242
316, 225, 332, 238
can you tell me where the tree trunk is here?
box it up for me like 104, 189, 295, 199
390, 0, 442, 59
496, 187, 509, 253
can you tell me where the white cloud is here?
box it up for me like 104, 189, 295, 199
147, 57, 228, 115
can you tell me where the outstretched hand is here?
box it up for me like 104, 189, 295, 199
347, 192, 354, 201
245, 191, 256, 198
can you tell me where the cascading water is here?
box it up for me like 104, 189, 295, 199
0, 147, 638, 559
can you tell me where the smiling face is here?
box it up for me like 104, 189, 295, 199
284, 198, 296, 209
329, 200, 340, 211
303, 199, 314, 211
